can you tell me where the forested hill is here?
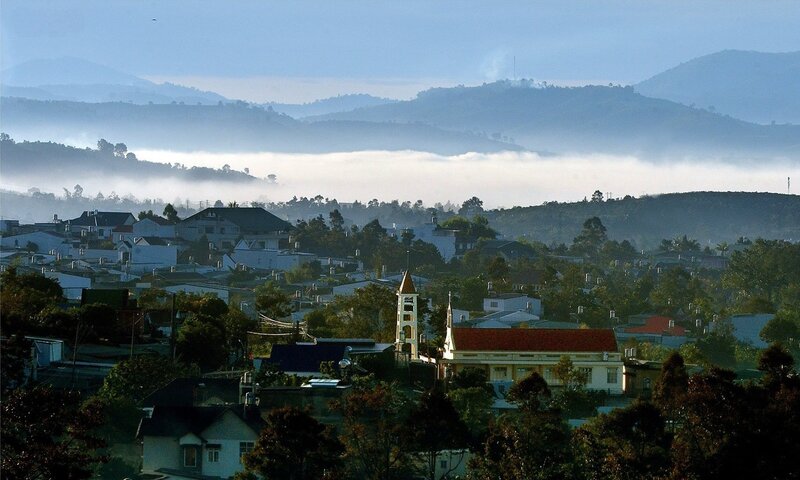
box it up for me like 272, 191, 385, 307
0, 98, 518, 155
486, 192, 800, 248
0, 138, 258, 183
313, 82, 800, 159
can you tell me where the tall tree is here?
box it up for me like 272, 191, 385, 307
406, 390, 470, 480
242, 407, 343, 480
255, 281, 293, 319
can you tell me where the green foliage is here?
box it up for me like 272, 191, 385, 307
570, 216, 608, 258
448, 386, 494, 441
255, 281, 293, 319
1, 335, 33, 394
98, 354, 198, 404
242, 406, 344, 480
760, 313, 800, 349
507, 371, 551, 412
574, 401, 672, 480
176, 313, 227, 371
0, 267, 64, 334
327, 284, 396, 341
407, 390, 471, 480
1, 386, 107, 479
724, 239, 800, 306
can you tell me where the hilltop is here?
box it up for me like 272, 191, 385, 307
636, 50, 800, 125
313, 81, 800, 159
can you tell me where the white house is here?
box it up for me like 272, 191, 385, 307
117, 237, 178, 272
137, 405, 264, 480
229, 240, 317, 271
408, 222, 458, 262
133, 217, 177, 239
484, 293, 543, 317
67, 211, 136, 240
0, 231, 71, 255
44, 271, 92, 300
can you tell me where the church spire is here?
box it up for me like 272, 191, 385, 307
396, 270, 419, 360
444, 291, 455, 352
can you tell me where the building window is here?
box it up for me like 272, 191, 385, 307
517, 368, 532, 379
492, 367, 508, 380
579, 367, 593, 383
607, 367, 619, 384
219, 227, 226, 234
205, 226, 214, 234
207, 447, 220, 463
240, 442, 255, 460
643, 378, 652, 390
490, 301, 499, 308
543, 367, 555, 383
184, 447, 197, 468
440, 460, 448, 469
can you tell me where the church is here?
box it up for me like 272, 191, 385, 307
394, 271, 624, 394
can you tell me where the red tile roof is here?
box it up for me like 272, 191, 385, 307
626, 316, 685, 336
452, 328, 617, 352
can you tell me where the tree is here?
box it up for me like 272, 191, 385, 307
1, 335, 33, 394
507, 371, 551, 412
407, 390, 470, 480
574, 401, 671, 480
242, 407, 343, 480
760, 313, 799, 349
651, 352, 688, 430
0, 267, 64, 334
175, 313, 227, 371
162, 203, 180, 222
552, 355, 589, 390
571, 217, 607, 257
757, 343, 795, 390
113, 142, 127, 157
459, 196, 484, 216
1, 386, 107, 479
97, 138, 114, 155
330, 382, 412, 480
255, 281, 293, 319
590, 190, 604, 203
448, 386, 494, 442
98, 354, 198, 404
224, 307, 258, 365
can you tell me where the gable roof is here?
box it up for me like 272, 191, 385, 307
141, 377, 240, 408
452, 327, 617, 352
136, 215, 174, 226
69, 211, 135, 227
137, 405, 264, 439
182, 208, 291, 234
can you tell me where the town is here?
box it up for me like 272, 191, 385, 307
2, 201, 798, 479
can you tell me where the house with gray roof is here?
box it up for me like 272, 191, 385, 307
177, 207, 291, 251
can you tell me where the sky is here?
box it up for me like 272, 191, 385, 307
2, 0, 799, 102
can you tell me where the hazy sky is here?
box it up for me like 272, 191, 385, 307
3, 0, 799, 102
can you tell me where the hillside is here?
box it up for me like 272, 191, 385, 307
0, 138, 258, 184
313, 82, 800, 159
486, 191, 800, 248
0, 57, 228, 105
266, 94, 397, 118
0, 98, 518, 154
636, 50, 800, 125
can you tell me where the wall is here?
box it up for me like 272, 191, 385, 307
200, 411, 259, 478
142, 436, 180, 474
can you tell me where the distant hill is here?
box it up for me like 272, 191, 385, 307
0, 98, 519, 155
0, 57, 228, 105
313, 81, 800, 159
636, 50, 800, 125
486, 192, 800, 248
266, 94, 397, 118
0, 138, 259, 184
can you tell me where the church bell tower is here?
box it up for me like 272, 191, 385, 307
395, 270, 419, 359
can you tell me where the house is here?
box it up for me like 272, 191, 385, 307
117, 237, 178, 272
43, 271, 92, 300
177, 207, 291, 251
407, 222, 459, 262
137, 404, 264, 480
228, 240, 317, 271
615, 315, 689, 349
259, 338, 395, 377
483, 293, 543, 317
67, 210, 136, 240
142, 377, 241, 410
479, 239, 537, 262
712, 313, 775, 348
0, 231, 71, 255
133, 216, 177, 239
441, 303, 623, 393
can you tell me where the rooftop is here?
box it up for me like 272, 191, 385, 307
452, 327, 617, 352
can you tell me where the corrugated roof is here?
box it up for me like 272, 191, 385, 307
398, 270, 416, 294
452, 327, 617, 352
